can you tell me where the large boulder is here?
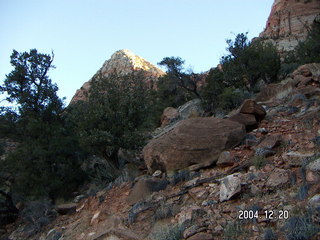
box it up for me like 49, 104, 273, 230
143, 118, 246, 174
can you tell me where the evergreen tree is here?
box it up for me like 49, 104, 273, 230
157, 57, 202, 108
1, 49, 85, 200
221, 33, 280, 90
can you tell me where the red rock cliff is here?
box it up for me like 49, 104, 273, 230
260, 0, 320, 52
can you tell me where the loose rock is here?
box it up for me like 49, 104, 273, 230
219, 173, 242, 202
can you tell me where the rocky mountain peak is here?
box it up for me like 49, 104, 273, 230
259, 0, 320, 53
99, 49, 165, 77
70, 49, 164, 104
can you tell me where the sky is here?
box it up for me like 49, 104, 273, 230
0, 0, 274, 104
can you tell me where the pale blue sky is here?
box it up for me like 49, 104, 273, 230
1, 0, 274, 104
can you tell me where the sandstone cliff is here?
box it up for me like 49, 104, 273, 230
260, 0, 320, 53
70, 49, 165, 104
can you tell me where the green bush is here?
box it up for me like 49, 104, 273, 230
295, 19, 320, 64
251, 155, 268, 169
217, 88, 251, 113
278, 51, 300, 79
4, 122, 86, 199
156, 73, 193, 108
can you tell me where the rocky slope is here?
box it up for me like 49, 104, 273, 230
259, 0, 320, 53
4, 63, 320, 240
70, 49, 165, 104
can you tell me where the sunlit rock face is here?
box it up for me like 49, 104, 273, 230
99, 49, 164, 77
70, 49, 165, 104
259, 0, 320, 53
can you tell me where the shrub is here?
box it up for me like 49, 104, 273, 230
264, 228, 278, 240
170, 170, 200, 185
21, 201, 56, 236
150, 179, 170, 192
153, 201, 176, 221
251, 155, 268, 169
149, 223, 184, 240
278, 62, 300, 80
217, 88, 251, 113
282, 212, 320, 240
295, 19, 320, 64
223, 220, 248, 240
